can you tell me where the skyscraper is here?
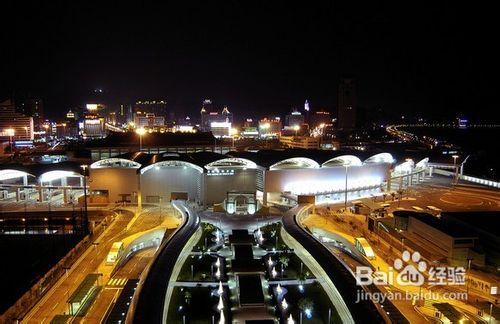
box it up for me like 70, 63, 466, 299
304, 99, 310, 124
0, 99, 34, 141
285, 108, 304, 127
134, 100, 167, 117
337, 77, 357, 130
21, 98, 44, 130
200, 100, 233, 134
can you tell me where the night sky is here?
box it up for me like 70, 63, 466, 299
1, 1, 498, 121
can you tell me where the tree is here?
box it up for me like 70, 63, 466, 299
298, 297, 314, 318
279, 254, 290, 269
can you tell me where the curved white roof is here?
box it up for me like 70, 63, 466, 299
141, 160, 204, 174
270, 157, 320, 170
90, 158, 142, 169
205, 158, 258, 170
322, 155, 362, 167
415, 157, 429, 169
364, 153, 395, 164
394, 160, 414, 174
39, 170, 82, 183
0, 169, 33, 181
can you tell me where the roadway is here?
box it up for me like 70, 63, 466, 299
21, 210, 133, 323
80, 248, 156, 324
303, 213, 430, 323
281, 204, 407, 323
127, 201, 200, 323
21, 205, 172, 323
308, 175, 500, 324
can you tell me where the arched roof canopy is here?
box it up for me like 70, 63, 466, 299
415, 157, 429, 169
269, 157, 320, 170
90, 158, 142, 169
39, 170, 83, 183
205, 158, 258, 170
0, 169, 34, 181
394, 160, 414, 174
322, 155, 362, 168
141, 160, 204, 174
363, 153, 395, 164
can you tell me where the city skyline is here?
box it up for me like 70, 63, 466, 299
1, 2, 498, 121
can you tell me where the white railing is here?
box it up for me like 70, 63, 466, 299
460, 175, 500, 188
433, 169, 500, 189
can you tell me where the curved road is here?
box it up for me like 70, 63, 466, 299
126, 201, 200, 323
282, 204, 409, 323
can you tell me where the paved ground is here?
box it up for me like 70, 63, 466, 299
384, 175, 500, 213
200, 211, 281, 233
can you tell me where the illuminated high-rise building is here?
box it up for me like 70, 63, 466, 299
200, 100, 233, 134
285, 108, 304, 127
20, 98, 44, 130
134, 100, 167, 118
0, 99, 34, 141
337, 77, 357, 130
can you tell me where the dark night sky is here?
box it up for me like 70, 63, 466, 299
1, 1, 498, 121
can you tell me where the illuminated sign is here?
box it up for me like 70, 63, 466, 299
85, 119, 102, 125
207, 169, 235, 176
211, 122, 231, 128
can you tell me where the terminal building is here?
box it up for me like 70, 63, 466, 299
86, 150, 397, 213
1, 149, 433, 216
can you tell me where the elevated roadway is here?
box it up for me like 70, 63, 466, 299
282, 204, 409, 323
126, 201, 200, 323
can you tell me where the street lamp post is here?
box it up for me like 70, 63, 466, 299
452, 155, 459, 184
466, 257, 473, 298
293, 124, 300, 137
344, 165, 349, 211
259, 123, 270, 148
43, 124, 50, 142
136, 128, 146, 151
230, 128, 238, 149
80, 164, 89, 235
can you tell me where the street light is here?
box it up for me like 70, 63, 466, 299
259, 123, 271, 137
293, 124, 300, 136
452, 155, 459, 184
230, 127, 238, 148
344, 164, 349, 211
80, 164, 89, 235
135, 128, 146, 151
